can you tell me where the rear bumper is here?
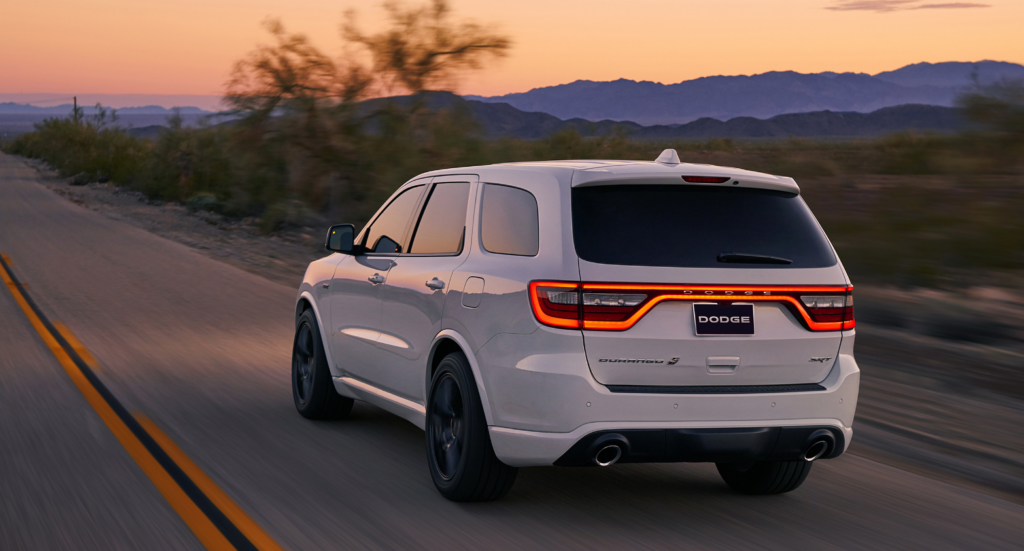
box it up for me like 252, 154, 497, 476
552, 425, 845, 466
490, 419, 852, 467
486, 349, 859, 467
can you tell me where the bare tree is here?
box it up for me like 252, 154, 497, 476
343, 0, 511, 95
226, 19, 372, 117
222, 1, 511, 221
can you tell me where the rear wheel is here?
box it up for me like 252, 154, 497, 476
716, 460, 813, 495
426, 351, 517, 501
292, 309, 353, 420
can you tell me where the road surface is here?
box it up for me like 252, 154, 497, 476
1, 152, 1021, 550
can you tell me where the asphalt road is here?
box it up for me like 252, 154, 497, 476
1, 151, 1022, 551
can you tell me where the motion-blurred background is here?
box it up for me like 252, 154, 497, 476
1, 0, 1022, 549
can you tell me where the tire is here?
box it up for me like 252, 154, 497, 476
292, 309, 353, 420
716, 460, 813, 495
426, 351, 517, 502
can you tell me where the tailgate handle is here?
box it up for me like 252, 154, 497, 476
706, 356, 740, 374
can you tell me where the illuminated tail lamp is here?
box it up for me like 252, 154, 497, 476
682, 176, 731, 183
800, 295, 855, 324
529, 282, 581, 329
529, 282, 854, 332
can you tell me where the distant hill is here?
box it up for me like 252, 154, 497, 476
372, 92, 966, 139
627, 104, 965, 140
0, 103, 212, 115
466, 60, 1022, 125
1, 92, 968, 141
873, 61, 1024, 88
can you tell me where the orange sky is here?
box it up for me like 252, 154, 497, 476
2, 0, 1021, 102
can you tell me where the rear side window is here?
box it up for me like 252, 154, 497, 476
481, 184, 539, 256
572, 185, 836, 268
365, 185, 425, 253
410, 182, 471, 254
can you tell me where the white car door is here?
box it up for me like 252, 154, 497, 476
376, 177, 475, 401
327, 183, 427, 382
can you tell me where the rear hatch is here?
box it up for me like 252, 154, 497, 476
565, 182, 850, 388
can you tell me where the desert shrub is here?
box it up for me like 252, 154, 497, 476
186, 192, 223, 213
260, 198, 317, 233
5, 107, 145, 182
139, 114, 237, 202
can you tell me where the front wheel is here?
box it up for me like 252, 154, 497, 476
716, 460, 813, 495
292, 309, 353, 420
426, 351, 517, 502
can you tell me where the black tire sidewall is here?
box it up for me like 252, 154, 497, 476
717, 460, 813, 494
426, 352, 487, 498
292, 309, 329, 416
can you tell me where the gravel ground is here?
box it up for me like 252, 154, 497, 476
27, 159, 323, 288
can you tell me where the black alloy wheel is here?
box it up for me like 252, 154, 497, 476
429, 373, 465, 480
291, 309, 354, 420
294, 324, 316, 403
426, 351, 517, 501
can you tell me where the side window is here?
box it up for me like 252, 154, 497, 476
480, 183, 539, 256
409, 182, 471, 254
365, 185, 425, 253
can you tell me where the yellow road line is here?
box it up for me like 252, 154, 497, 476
135, 414, 286, 551
53, 321, 101, 372
0, 256, 242, 551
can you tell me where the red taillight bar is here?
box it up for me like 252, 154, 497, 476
529, 282, 855, 332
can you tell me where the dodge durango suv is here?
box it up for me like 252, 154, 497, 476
292, 149, 860, 501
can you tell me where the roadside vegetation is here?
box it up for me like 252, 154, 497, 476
2, 0, 1022, 291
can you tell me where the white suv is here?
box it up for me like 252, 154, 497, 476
292, 150, 860, 502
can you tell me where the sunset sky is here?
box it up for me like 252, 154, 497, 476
2, 0, 1022, 107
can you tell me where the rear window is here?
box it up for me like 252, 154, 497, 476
481, 184, 539, 256
571, 185, 836, 268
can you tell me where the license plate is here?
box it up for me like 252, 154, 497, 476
693, 303, 754, 336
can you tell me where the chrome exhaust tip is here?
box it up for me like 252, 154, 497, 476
594, 444, 623, 467
804, 440, 829, 462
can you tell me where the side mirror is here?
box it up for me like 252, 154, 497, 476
373, 235, 401, 254
325, 224, 356, 253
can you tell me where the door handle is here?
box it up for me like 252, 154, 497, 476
368, 273, 385, 285
425, 278, 445, 290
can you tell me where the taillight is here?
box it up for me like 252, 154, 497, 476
528, 283, 651, 329
530, 282, 855, 331
529, 282, 580, 328
799, 292, 854, 327
582, 292, 648, 325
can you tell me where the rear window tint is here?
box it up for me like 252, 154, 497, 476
571, 185, 836, 268
481, 184, 539, 256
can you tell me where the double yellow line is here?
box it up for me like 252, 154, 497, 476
0, 253, 284, 551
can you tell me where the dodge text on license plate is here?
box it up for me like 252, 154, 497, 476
693, 303, 755, 336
